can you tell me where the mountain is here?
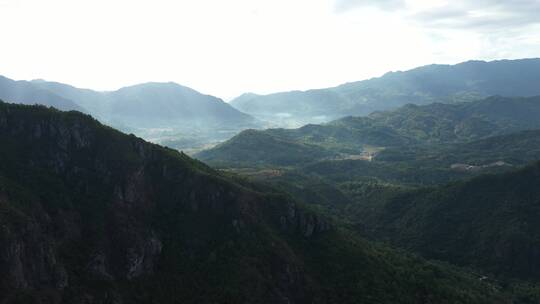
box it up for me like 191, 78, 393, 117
29, 80, 255, 128
196, 96, 540, 236
259, 152, 540, 294
361, 161, 540, 283
218, 129, 540, 231
231, 58, 540, 126
295, 126, 540, 187
197, 129, 335, 166
377, 129, 540, 167
0, 101, 508, 303
0, 76, 84, 112
237, 127, 540, 222
367, 95, 540, 142
106, 82, 254, 128
232, 90, 347, 127
0, 76, 259, 152
29, 79, 110, 116
197, 96, 540, 167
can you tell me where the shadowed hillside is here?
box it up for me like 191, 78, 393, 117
0, 101, 508, 303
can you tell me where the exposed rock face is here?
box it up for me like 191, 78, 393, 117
280, 202, 331, 238
0, 218, 68, 290
125, 234, 162, 280
86, 252, 113, 280
0, 185, 165, 290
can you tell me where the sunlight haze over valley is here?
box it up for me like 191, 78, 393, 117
1, 0, 540, 303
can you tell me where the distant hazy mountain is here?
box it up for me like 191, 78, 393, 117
0, 76, 258, 151
107, 82, 254, 127
30, 79, 110, 115
197, 96, 540, 166
231, 58, 540, 127
30, 80, 255, 128
0, 76, 84, 112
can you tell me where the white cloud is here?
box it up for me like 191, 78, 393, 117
410, 0, 540, 30
334, 0, 405, 12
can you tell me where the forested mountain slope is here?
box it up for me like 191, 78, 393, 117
0, 101, 505, 303
362, 161, 540, 283
198, 96, 540, 167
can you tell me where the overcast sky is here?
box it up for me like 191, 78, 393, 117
1, 0, 539, 99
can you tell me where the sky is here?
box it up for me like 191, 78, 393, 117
0, 0, 539, 99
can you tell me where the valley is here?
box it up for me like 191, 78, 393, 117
194, 85, 540, 303
4, 0, 540, 302
2, 58, 540, 303
0, 101, 515, 303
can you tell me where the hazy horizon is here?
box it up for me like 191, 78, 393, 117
1, 0, 539, 99
2, 57, 538, 102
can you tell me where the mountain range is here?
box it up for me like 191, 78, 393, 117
0, 76, 84, 112
3, 57, 540, 303
0, 101, 510, 303
196, 81, 540, 301
30, 80, 255, 128
231, 58, 540, 127
197, 95, 540, 167
0, 76, 258, 152
3, 58, 540, 152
